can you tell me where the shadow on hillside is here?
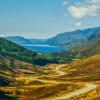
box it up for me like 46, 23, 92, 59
0, 90, 16, 100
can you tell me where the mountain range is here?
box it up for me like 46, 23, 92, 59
5, 27, 100, 51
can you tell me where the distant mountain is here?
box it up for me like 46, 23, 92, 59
5, 36, 47, 45
4, 26, 100, 52
46, 27, 100, 50
29, 39, 46, 44
5, 36, 32, 44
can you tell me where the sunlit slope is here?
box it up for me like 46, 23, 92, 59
62, 54, 100, 80
0, 54, 42, 86
19, 55, 100, 100
0, 54, 45, 99
0, 54, 100, 100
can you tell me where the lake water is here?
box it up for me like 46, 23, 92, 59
21, 44, 64, 53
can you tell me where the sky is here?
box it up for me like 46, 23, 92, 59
0, 0, 100, 39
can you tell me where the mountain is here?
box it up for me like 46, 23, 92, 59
5, 36, 46, 45
29, 39, 46, 44
76, 37, 100, 58
46, 27, 100, 50
4, 26, 100, 52
5, 36, 32, 44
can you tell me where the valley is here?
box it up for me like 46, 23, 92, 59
0, 26, 100, 100
0, 0, 100, 99
0, 54, 100, 100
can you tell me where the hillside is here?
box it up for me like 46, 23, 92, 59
46, 27, 100, 50
0, 54, 38, 86
77, 37, 100, 58
0, 37, 37, 64
0, 53, 44, 99
58, 54, 100, 100
0, 54, 99, 100
61, 54, 100, 81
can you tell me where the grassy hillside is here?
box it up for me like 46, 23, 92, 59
61, 54, 100, 80
0, 48, 99, 100
0, 54, 40, 86
0, 37, 37, 63
0, 54, 100, 100
0, 37, 60, 66
0, 53, 44, 99
76, 37, 100, 58
60, 54, 100, 100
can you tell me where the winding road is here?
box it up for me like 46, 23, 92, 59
51, 64, 97, 100
27, 64, 97, 100
53, 64, 66, 76
53, 84, 97, 100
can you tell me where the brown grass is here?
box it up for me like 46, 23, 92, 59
18, 83, 81, 100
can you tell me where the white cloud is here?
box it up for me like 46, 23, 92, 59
74, 22, 82, 27
67, 0, 100, 18
68, 6, 89, 18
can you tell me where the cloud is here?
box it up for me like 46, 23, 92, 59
74, 22, 82, 27
67, 0, 100, 18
